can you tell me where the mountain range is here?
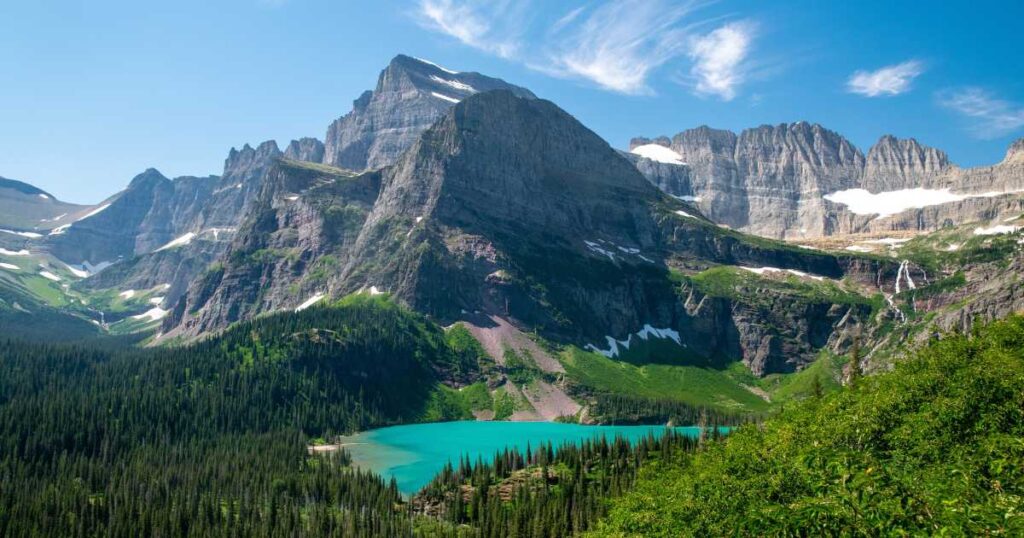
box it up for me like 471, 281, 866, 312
1, 53, 1022, 399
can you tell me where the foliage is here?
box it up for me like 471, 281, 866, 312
0, 296, 475, 536
591, 315, 1024, 536
413, 430, 712, 537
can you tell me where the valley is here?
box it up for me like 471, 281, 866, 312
1, 46, 1022, 536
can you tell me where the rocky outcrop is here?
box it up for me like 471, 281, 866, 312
631, 129, 1024, 239
284, 137, 325, 163
862, 135, 950, 191
321, 55, 535, 171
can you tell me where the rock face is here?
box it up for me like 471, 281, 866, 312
630, 129, 1024, 239
284, 137, 325, 163
47, 141, 283, 304
862, 135, 950, 191
321, 55, 536, 171
0, 177, 87, 233
167, 91, 889, 376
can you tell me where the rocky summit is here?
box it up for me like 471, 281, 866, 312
321, 55, 536, 171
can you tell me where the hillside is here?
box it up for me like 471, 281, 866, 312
591, 315, 1024, 536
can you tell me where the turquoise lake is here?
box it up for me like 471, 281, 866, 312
338, 421, 705, 495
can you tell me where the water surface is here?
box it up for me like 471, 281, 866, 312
339, 421, 704, 495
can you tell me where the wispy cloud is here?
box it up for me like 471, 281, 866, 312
416, 0, 522, 59
413, 0, 758, 98
544, 1, 696, 95
846, 60, 924, 97
687, 21, 756, 101
937, 87, 1024, 139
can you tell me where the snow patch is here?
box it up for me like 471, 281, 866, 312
63, 264, 89, 278
285, 195, 299, 201
155, 232, 196, 252
585, 324, 683, 359
38, 193, 50, 200
825, 188, 1024, 218
584, 240, 616, 261
295, 293, 325, 312
631, 144, 686, 165
119, 290, 136, 299
974, 224, 1020, 236
149, 296, 165, 305
429, 75, 476, 93
740, 266, 825, 281
671, 194, 701, 202
413, 57, 459, 74
674, 210, 696, 219
0, 228, 43, 239
415, 216, 424, 223
0, 262, 19, 270
39, 271, 61, 282
0, 248, 30, 256
77, 203, 111, 221
132, 307, 168, 322
368, 286, 384, 296
865, 237, 911, 245
845, 245, 872, 253
48, 224, 71, 236
430, 91, 460, 104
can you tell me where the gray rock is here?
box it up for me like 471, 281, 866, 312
631, 127, 1024, 239
284, 137, 325, 163
322, 54, 535, 171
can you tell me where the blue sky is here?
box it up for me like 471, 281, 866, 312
2, 0, 1022, 203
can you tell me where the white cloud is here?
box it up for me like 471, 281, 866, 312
846, 60, 924, 97
414, 0, 754, 98
545, 1, 696, 95
937, 87, 1024, 139
687, 21, 756, 101
416, 0, 521, 59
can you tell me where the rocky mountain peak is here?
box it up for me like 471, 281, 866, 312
224, 140, 282, 178
284, 137, 325, 163
736, 122, 864, 169
126, 168, 172, 190
1005, 137, 1024, 164
322, 54, 535, 172
352, 89, 663, 277
629, 136, 671, 150
862, 135, 950, 191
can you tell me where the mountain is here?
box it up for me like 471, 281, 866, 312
321, 54, 536, 171
0, 176, 89, 234
165, 90, 896, 380
629, 127, 1024, 239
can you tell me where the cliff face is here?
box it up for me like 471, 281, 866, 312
321, 55, 536, 171
862, 135, 950, 191
631, 129, 1024, 239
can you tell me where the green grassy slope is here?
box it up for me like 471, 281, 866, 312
591, 315, 1024, 536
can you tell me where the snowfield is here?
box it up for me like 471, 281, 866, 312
132, 307, 169, 322
156, 232, 196, 252
295, 293, 325, 312
974, 224, 1021, 236
585, 324, 683, 359
630, 144, 686, 165
430, 92, 460, 103
825, 187, 1024, 218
